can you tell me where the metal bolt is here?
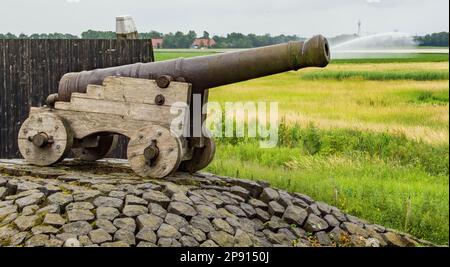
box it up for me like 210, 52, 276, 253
46, 93, 59, 107
144, 140, 160, 167
144, 146, 159, 160
156, 75, 172, 89
155, 94, 165, 106
30, 133, 50, 148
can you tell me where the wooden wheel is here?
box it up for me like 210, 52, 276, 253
18, 112, 73, 166
127, 125, 182, 178
72, 134, 118, 161
179, 135, 216, 173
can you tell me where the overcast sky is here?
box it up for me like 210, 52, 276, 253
0, 0, 448, 37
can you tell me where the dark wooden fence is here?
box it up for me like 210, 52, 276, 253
0, 39, 154, 159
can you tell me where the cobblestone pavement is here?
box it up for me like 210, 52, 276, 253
0, 159, 433, 247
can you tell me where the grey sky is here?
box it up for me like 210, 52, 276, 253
0, 0, 448, 37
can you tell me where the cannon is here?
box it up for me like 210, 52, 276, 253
18, 35, 330, 178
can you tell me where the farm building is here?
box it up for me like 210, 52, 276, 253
152, 38, 164, 49
192, 38, 216, 48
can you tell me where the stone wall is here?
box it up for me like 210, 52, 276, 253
0, 159, 433, 247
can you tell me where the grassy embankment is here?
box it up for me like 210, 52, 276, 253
155, 50, 449, 245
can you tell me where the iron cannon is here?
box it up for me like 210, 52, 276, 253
18, 35, 330, 178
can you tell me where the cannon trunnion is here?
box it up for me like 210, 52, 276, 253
18, 36, 330, 178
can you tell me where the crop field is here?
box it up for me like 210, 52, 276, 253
155, 49, 449, 63
155, 50, 219, 61
155, 50, 449, 244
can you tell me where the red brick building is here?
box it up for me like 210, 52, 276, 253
151, 38, 164, 49
192, 38, 216, 48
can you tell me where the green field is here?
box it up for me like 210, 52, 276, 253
155, 50, 449, 63
155, 51, 219, 61
155, 50, 450, 245
333, 54, 449, 64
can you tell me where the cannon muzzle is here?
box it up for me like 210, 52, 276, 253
58, 35, 330, 101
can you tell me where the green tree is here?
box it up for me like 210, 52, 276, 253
0, 33, 18, 39
139, 30, 163, 39
81, 30, 115, 39
415, 32, 449, 47
187, 30, 197, 43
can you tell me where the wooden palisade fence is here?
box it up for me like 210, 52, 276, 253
0, 39, 154, 158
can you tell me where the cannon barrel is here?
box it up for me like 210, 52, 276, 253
58, 35, 330, 102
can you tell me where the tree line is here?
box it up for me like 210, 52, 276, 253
0, 32, 79, 39
0, 30, 301, 48
1, 30, 448, 48
80, 30, 302, 48
414, 32, 449, 47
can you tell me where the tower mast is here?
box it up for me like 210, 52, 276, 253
357, 20, 362, 36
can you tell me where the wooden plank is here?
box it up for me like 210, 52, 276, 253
16, 40, 26, 158
148, 40, 155, 62
75, 77, 191, 106
7, 39, 16, 156
0, 40, 5, 158
2, 40, 9, 157
43, 40, 50, 106
36, 39, 43, 106
48, 39, 56, 95
24, 40, 32, 117
53, 109, 171, 139
55, 96, 187, 126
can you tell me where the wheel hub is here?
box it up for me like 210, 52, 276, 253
29, 132, 54, 148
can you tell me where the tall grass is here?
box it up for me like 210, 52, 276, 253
215, 122, 449, 176
208, 123, 449, 244
332, 53, 449, 64
207, 151, 449, 245
300, 70, 449, 81
409, 90, 450, 104
209, 73, 449, 143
